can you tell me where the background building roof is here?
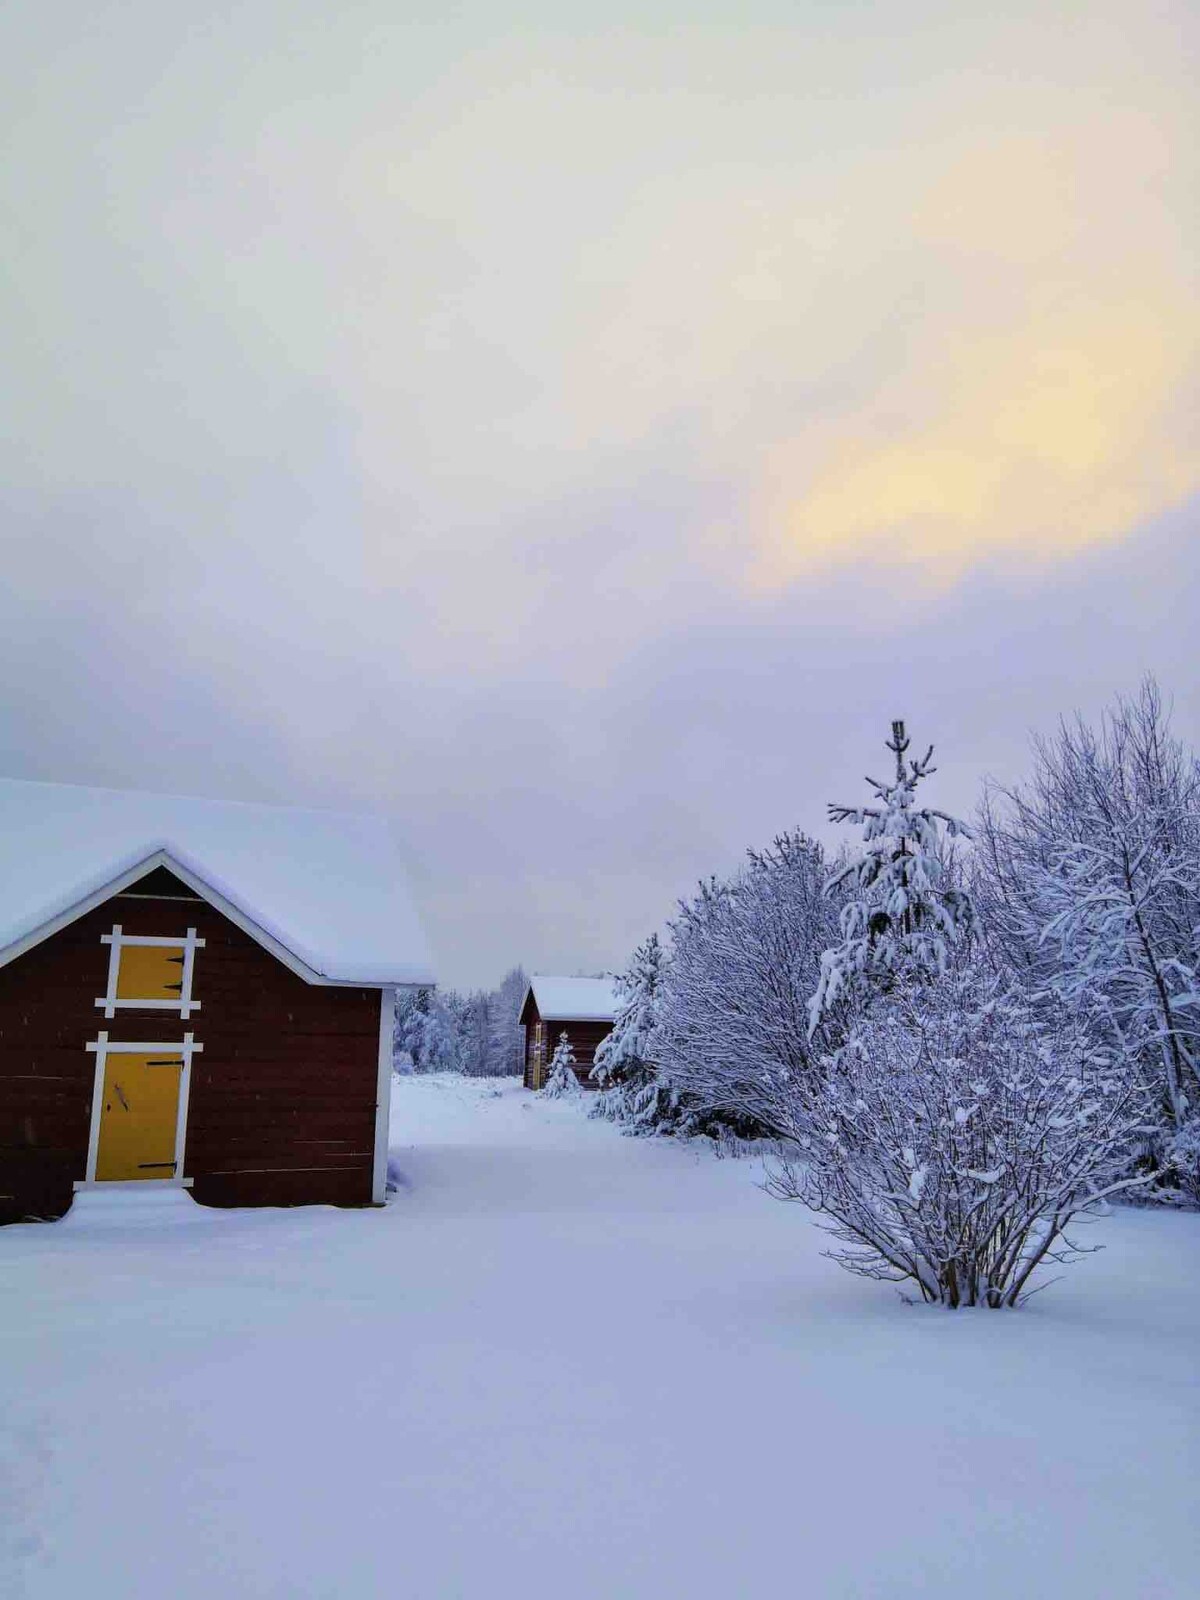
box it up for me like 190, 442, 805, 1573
524, 975, 618, 1023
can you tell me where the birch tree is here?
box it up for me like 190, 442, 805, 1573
974, 680, 1200, 1190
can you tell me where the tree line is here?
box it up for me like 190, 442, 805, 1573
395, 965, 528, 1078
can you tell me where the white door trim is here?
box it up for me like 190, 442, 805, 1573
83, 1031, 203, 1183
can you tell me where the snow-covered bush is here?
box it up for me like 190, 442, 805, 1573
657, 832, 845, 1137
809, 720, 975, 1034
542, 1033, 582, 1098
768, 973, 1153, 1306
974, 679, 1200, 1195
590, 935, 683, 1134
1166, 1118, 1200, 1197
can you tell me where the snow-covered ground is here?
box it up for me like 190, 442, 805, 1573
2, 1076, 1197, 1599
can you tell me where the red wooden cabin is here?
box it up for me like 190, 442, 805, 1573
0, 779, 434, 1224
519, 976, 618, 1090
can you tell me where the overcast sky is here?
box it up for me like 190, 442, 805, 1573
2, 1, 1197, 988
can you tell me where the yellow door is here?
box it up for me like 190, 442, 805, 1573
116, 944, 186, 1002
95, 1052, 184, 1181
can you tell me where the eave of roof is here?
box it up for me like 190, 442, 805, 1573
0, 778, 437, 988
521, 975, 619, 1023
0, 845, 431, 988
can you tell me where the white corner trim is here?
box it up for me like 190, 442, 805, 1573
372, 986, 396, 1204
83, 1031, 202, 1184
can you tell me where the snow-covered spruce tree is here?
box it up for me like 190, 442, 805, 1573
542, 1032, 582, 1098
808, 721, 975, 1036
393, 987, 459, 1074
973, 680, 1200, 1195
768, 970, 1153, 1306
657, 833, 846, 1138
443, 987, 496, 1076
393, 988, 420, 1072
590, 935, 682, 1134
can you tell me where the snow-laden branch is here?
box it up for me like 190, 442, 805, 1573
972, 678, 1200, 1193
767, 973, 1153, 1307
809, 720, 977, 1035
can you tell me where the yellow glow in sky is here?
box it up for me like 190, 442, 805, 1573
754, 126, 1198, 583
2, 6, 1196, 635
761, 298, 1195, 578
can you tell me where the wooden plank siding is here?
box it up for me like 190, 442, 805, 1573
0, 869, 382, 1224
522, 1011, 613, 1090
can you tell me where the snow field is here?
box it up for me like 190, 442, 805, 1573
1, 1074, 1197, 1598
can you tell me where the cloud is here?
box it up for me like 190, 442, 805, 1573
752, 124, 1199, 583
2, 4, 1198, 985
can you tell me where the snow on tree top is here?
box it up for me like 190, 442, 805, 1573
524, 975, 619, 1022
0, 777, 435, 986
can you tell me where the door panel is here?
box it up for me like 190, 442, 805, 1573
95, 1052, 184, 1180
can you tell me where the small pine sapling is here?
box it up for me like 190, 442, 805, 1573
543, 1032, 582, 1098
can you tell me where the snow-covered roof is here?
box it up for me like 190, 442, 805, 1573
0, 778, 435, 987
524, 975, 618, 1023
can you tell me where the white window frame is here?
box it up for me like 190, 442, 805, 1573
96, 923, 205, 1020
77, 1030, 203, 1187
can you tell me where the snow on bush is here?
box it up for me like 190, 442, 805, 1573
1165, 1116, 1200, 1198
768, 973, 1153, 1306
657, 832, 845, 1137
770, 719, 1153, 1307
590, 935, 682, 1134
542, 1032, 582, 1098
974, 679, 1200, 1195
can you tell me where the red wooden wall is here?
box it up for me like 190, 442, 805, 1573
0, 868, 383, 1224
522, 1009, 612, 1090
